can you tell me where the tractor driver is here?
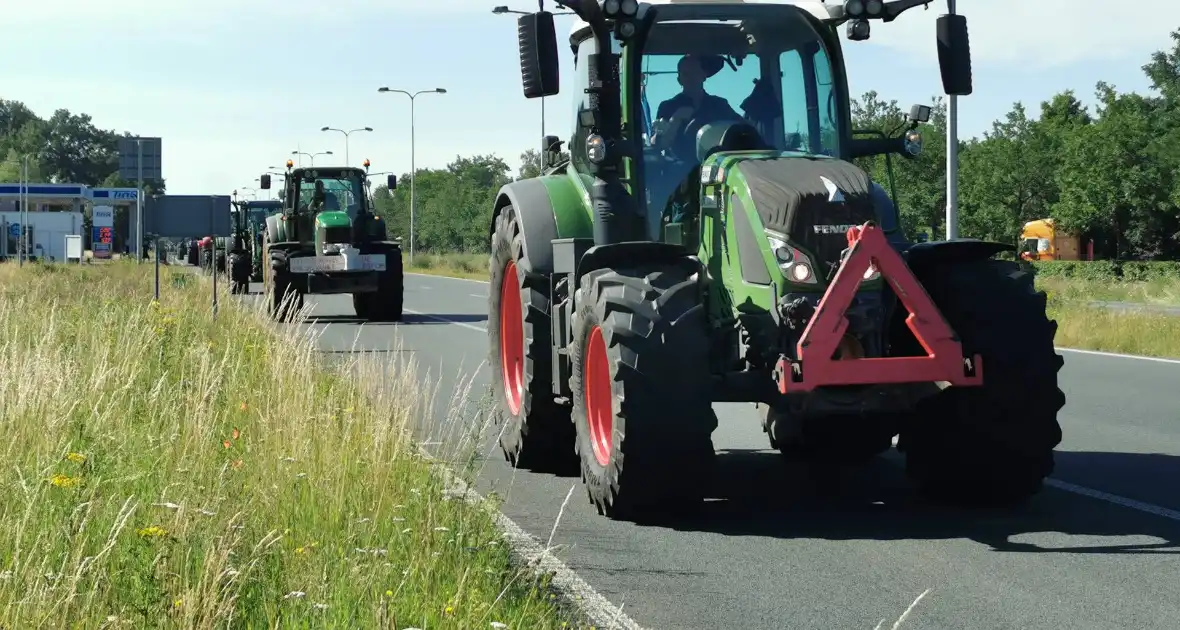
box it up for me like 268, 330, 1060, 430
650, 54, 742, 159
647, 54, 743, 233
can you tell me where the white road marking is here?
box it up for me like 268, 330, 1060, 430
1056, 347, 1180, 365
404, 309, 487, 333
406, 272, 487, 285
470, 293, 487, 299
418, 443, 647, 630
1045, 478, 1180, 523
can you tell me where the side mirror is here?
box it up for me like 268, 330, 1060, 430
260, 174, 271, 190
517, 11, 559, 98
387, 174, 397, 190
936, 14, 973, 96
543, 135, 564, 168
907, 104, 931, 123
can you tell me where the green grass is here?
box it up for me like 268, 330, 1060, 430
1037, 275, 1180, 306
0, 261, 577, 628
406, 252, 487, 281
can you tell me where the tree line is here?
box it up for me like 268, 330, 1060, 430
0, 100, 164, 193
372, 31, 1180, 261
7, 30, 1180, 261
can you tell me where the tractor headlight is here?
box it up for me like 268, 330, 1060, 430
586, 134, 607, 163
865, 0, 883, 15
766, 233, 817, 285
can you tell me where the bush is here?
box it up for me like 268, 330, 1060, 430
1032, 260, 1180, 281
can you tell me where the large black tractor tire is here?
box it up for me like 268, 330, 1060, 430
228, 252, 251, 295
898, 259, 1065, 505
353, 246, 404, 322
187, 244, 199, 266
267, 249, 304, 322
570, 259, 717, 521
488, 204, 576, 474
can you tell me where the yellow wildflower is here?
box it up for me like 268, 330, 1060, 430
385, 590, 393, 597
65, 452, 86, 463
444, 605, 455, 616
173, 598, 183, 608
49, 473, 81, 488
137, 526, 168, 538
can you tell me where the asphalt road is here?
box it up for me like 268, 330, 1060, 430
240, 272, 1180, 630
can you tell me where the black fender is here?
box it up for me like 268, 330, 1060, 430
489, 179, 559, 274
903, 239, 1015, 270
575, 242, 699, 285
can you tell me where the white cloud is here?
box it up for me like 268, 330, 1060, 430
847, 0, 1176, 69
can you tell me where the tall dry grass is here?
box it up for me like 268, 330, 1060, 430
0, 261, 573, 628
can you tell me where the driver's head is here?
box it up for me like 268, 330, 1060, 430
677, 55, 707, 91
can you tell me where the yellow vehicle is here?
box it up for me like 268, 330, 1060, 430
1019, 218, 1081, 261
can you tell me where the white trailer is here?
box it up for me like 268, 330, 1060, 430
0, 211, 85, 261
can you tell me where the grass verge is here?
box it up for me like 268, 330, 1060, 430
0, 261, 575, 628
406, 252, 487, 281
1036, 275, 1180, 307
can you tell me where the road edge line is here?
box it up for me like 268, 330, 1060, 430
421, 446, 647, 630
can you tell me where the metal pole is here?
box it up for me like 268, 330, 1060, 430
410, 93, 417, 265
944, 0, 959, 241
154, 235, 160, 301
345, 132, 350, 166
17, 160, 24, 267
540, 97, 546, 171
137, 139, 144, 262
211, 197, 218, 318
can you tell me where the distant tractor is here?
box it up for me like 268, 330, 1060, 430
226, 197, 281, 294
258, 159, 403, 322
487, 0, 1064, 521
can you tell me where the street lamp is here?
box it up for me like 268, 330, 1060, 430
321, 126, 373, 166
376, 86, 447, 264
492, 6, 572, 171
291, 150, 333, 167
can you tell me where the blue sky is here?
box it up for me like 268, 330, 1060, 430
3, 0, 1175, 194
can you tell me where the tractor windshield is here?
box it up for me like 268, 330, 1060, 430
296, 172, 366, 217
637, 10, 843, 228
639, 16, 842, 159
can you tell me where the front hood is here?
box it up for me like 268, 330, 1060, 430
314, 211, 352, 229
727, 155, 878, 271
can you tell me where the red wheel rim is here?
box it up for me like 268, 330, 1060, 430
499, 260, 525, 416
584, 325, 613, 467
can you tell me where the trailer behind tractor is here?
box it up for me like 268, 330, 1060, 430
487, 0, 1065, 521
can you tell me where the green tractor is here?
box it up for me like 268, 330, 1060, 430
258, 161, 403, 322
488, 0, 1065, 521
228, 197, 282, 292
243, 200, 280, 282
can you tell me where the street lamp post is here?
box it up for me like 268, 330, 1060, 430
376, 86, 447, 264
493, 5, 572, 172
321, 126, 373, 166
291, 150, 333, 167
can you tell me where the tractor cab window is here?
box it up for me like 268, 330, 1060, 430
638, 11, 844, 217
297, 173, 365, 218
